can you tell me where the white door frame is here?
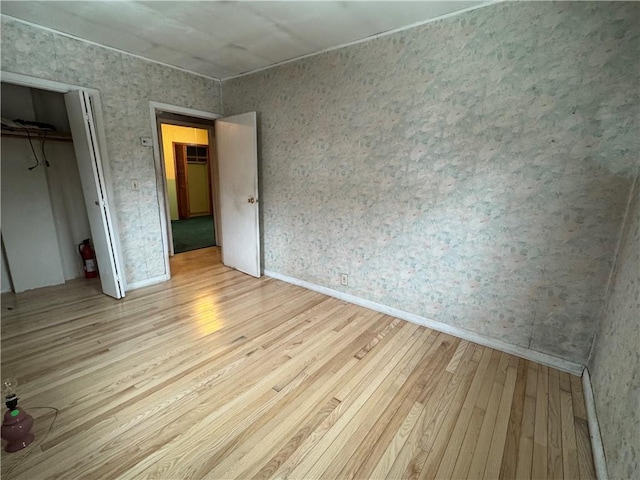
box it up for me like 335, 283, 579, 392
0, 70, 127, 292
148, 102, 221, 279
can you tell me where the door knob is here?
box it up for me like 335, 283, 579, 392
248, 197, 256, 204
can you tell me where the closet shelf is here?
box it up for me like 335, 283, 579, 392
1, 127, 73, 142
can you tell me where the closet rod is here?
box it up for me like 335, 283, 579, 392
1, 129, 73, 142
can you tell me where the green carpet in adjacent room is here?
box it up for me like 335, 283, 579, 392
171, 215, 216, 254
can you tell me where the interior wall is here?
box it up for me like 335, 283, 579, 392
1, 136, 66, 292
589, 179, 639, 479
30, 88, 71, 131
160, 124, 209, 220
44, 140, 92, 280
1, 82, 36, 119
222, 1, 640, 364
1, 15, 223, 285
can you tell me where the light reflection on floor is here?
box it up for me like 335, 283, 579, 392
193, 295, 224, 336
169, 247, 226, 337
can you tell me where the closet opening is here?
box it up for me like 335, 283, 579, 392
1, 79, 124, 298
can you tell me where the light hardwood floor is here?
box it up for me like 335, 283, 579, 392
1, 247, 595, 479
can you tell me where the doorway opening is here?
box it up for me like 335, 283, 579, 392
153, 108, 221, 265
160, 124, 216, 254
150, 103, 260, 280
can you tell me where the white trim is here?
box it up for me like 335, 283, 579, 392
1, 70, 128, 295
125, 274, 169, 291
1, 14, 221, 82
223, 1, 498, 81
264, 270, 585, 376
150, 102, 221, 121
148, 102, 222, 281
1, 70, 97, 94
88, 91, 128, 295
582, 368, 608, 480
154, 117, 175, 257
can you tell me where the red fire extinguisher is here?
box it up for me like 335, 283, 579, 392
78, 239, 98, 279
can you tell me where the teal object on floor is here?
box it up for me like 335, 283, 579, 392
171, 215, 216, 254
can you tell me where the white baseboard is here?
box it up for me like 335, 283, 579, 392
264, 270, 585, 376
126, 274, 169, 291
582, 368, 608, 480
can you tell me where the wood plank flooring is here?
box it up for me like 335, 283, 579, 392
0, 247, 596, 479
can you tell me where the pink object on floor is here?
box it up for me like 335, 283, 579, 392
1, 408, 34, 452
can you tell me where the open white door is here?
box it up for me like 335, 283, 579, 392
215, 112, 260, 277
65, 90, 125, 298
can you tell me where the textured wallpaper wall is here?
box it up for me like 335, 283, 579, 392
223, 1, 639, 364
590, 181, 639, 479
1, 16, 222, 285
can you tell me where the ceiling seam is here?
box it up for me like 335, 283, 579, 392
220, 0, 499, 82
0, 13, 222, 83
2, 0, 499, 84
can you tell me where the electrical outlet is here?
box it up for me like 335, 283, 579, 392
131, 180, 140, 191
340, 273, 348, 286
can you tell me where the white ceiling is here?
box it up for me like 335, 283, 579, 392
1, 1, 486, 80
